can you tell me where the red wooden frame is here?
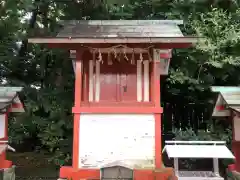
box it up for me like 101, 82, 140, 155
72, 106, 163, 114
0, 102, 24, 169
216, 105, 225, 111
60, 168, 176, 180
72, 51, 82, 170
27, 24, 196, 180
230, 112, 240, 172
59, 49, 176, 180
46, 42, 193, 50
0, 113, 11, 169
153, 60, 161, 169
81, 55, 152, 103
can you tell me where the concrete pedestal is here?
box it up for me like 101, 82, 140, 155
228, 171, 240, 180
0, 166, 15, 180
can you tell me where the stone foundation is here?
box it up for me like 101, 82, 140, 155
0, 166, 15, 180
227, 170, 240, 180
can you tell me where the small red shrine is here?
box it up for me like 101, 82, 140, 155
28, 20, 198, 180
211, 86, 240, 173
0, 87, 24, 170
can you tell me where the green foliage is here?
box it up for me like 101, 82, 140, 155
226, 169, 240, 180
174, 124, 232, 146
173, 122, 233, 170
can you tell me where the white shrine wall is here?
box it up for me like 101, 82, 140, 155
79, 114, 155, 168
234, 116, 240, 141
0, 114, 5, 139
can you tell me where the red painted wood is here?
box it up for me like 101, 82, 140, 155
80, 102, 155, 106
74, 51, 82, 107
82, 60, 89, 102
232, 141, 240, 172
216, 105, 225, 111
100, 64, 118, 101
142, 63, 145, 102
4, 113, 7, 139
68, 169, 100, 180
46, 43, 193, 49
160, 52, 171, 59
0, 113, 8, 141
155, 114, 162, 169
0, 113, 13, 169
153, 59, 162, 168
8, 103, 24, 112
72, 106, 163, 114
150, 62, 154, 102
37, 39, 187, 180
61, 167, 175, 180
72, 50, 82, 170
154, 62, 161, 106
119, 63, 137, 101
134, 170, 154, 180
99, 61, 137, 102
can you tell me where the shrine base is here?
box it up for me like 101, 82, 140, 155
232, 141, 240, 172
0, 165, 16, 180
60, 166, 176, 180
0, 160, 12, 169
227, 170, 240, 180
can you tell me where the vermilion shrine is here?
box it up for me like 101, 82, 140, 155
211, 86, 240, 174
28, 20, 199, 180
0, 87, 24, 179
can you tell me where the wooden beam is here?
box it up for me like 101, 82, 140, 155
28, 36, 200, 44
46, 43, 193, 49
72, 50, 82, 170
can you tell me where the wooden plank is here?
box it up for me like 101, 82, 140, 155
164, 144, 234, 159
28, 37, 200, 44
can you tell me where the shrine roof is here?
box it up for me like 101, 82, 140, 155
211, 86, 240, 116
163, 141, 234, 159
28, 20, 199, 44
0, 87, 24, 113
57, 20, 184, 38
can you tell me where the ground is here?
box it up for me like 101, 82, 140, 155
6, 151, 234, 180
7, 152, 58, 180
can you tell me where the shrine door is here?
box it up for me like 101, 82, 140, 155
99, 62, 137, 102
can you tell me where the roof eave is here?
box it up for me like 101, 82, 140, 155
211, 86, 240, 93
59, 20, 184, 26
28, 36, 201, 44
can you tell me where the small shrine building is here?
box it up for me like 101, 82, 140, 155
211, 86, 240, 173
28, 20, 199, 180
0, 87, 24, 180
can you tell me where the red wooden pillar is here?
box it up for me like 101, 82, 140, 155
153, 56, 162, 169
231, 114, 240, 172
0, 112, 12, 169
232, 141, 240, 172
72, 50, 82, 170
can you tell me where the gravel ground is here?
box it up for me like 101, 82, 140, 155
7, 152, 59, 180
